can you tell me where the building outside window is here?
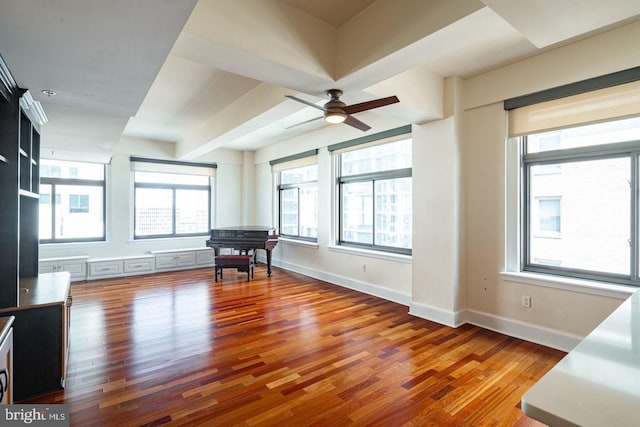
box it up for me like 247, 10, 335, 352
521, 116, 640, 283
277, 164, 318, 241
536, 197, 561, 234
133, 170, 211, 239
333, 132, 412, 254
40, 159, 106, 242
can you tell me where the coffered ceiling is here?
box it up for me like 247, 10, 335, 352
0, 0, 638, 162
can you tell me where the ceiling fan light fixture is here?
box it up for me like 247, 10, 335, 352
324, 110, 346, 124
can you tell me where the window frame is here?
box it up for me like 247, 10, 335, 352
335, 136, 412, 256
133, 174, 212, 240
277, 169, 318, 242
521, 134, 640, 286
40, 164, 107, 244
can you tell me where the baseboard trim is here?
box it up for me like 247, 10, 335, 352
272, 260, 582, 352
464, 310, 581, 352
408, 301, 467, 328
272, 259, 411, 306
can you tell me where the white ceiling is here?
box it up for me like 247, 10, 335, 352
0, 0, 639, 162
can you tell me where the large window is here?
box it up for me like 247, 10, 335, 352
40, 159, 106, 243
134, 171, 211, 239
277, 164, 318, 241
521, 116, 640, 283
335, 135, 412, 254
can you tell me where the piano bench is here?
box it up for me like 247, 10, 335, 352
215, 255, 254, 282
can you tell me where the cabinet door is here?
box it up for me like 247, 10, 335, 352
88, 261, 123, 278
61, 296, 70, 388
196, 249, 215, 265
2, 305, 63, 401
155, 253, 178, 269
39, 262, 57, 274
59, 261, 87, 280
124, 258, 154, 273
176, 252, 196, 267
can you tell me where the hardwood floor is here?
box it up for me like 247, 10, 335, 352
26, 266, 564, 426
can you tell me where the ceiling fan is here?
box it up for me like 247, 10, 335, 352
285, 89, 399, 131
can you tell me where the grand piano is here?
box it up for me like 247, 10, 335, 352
206, 226, 279, 276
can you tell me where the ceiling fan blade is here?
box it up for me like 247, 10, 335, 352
285, 116, 323, 129
344, 115, 371, 131
285, 95, 325, 111
343, 95, 399, 115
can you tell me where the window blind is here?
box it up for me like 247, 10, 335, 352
269, 149, 318, 172
130, 157, 217, 176
327, 125, 411, 154
508, 79, 640, 137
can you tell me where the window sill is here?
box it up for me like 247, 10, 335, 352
40, 240, 108, 247
280, 237, 319, 249
328, 245, 411, 264
501, 271, 636, 300
128, 235, 208, 244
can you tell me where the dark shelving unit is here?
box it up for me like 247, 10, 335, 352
0, 53, 69, 401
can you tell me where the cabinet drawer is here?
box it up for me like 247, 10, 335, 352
155, 251, 196, 269
123, 258, 154, 273
155, 254, 177, 269
88, 261, 123, 277
196, 250, 215, 265
176, 252, 196, 267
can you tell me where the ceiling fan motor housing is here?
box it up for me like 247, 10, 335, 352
325, 89, 346, 110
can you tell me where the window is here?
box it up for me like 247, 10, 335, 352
521, 116, 640, 283
40, 160, 106, 242
334, 133, 412, 254
536, 197, 561, 234
134, 171, 211, 239
69, 194, 90, 213
277, 164, 318, 241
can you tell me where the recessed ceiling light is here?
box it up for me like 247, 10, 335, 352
41, 89, 57, 97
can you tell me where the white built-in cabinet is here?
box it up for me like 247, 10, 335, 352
39, 256, 88, 281
39, 249, 215, 281
152, 248, 214, 271
124, 256, 156, 274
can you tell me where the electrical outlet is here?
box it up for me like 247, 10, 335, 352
521, 296, 531, 308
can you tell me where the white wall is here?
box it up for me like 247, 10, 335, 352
461, 21, 640, 348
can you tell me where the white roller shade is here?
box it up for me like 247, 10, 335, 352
509, 80, 640, 137
130, 157, 216, 176
270, 150, 317, 172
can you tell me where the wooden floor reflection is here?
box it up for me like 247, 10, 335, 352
26, 266, 564, 426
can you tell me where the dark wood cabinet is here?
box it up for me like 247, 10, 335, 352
0, 54, 68, 401
0, 54, 43, 307
0, 273, 70, 401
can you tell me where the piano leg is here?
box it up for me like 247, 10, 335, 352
266, 249, 273, 277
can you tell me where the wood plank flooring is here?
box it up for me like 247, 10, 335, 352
26, 266, 564, 426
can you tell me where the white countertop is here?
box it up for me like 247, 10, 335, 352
522, 289, 640, 426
